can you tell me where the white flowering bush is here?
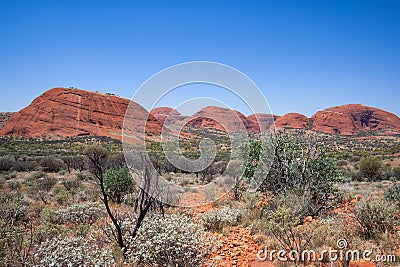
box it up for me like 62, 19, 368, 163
42, 202, 105, 225
33, 236, 115, 266
0, 193, 27, 226
125, 214, 213, 266
198, 207, 242, 231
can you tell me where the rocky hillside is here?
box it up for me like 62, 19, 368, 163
311, 104, 400, 135
186, 106, 260, 132
1, 88, 399, 139
0, 88, 162, 141
149, 107, 188, 126
246, 113, 278, 132
274, 112, 310, 129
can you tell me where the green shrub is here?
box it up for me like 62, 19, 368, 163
358, 156, 383, 181
198, 207, 242, 232
8, 180, 21, 190
13, 160, 38, 172
261, 202, 317, 255
0, 172, 17, 182
53, 188, 70, 205
255, 135, 341, 218
62, 178, 82, 192
125, 214, 212, 266
40, 156, 66, 173
0, 156, 15, 172
352, 198, 399, 239
34, 224, 67, 245
0, 193, 27, 226
37, 176, 57, 192
393, 167, 400, 180
384, 184, 400, 207
32, 236, 115, 266
104, 167, 134, 203
0, 221, 26, 266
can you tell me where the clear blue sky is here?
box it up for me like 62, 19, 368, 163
0, 0, 399, 116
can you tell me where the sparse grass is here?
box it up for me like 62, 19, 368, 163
0, 132, 399, 265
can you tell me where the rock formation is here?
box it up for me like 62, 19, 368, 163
274, 112, 310, 129
0, 88, 162, 141
311, 104, 400, 135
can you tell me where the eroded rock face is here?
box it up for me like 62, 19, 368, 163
2, 88, 399, 139
0, 112, 14, 131
149, 107, 188, 126
247, 113, 278, 132
0, 88, 162, 140
186, 106, 260, 132
274, 112, 310, 129
311, 104, 400, 135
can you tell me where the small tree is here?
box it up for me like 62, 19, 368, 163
253, 134, 340, 219
85, 146, 160, 259
40, 156, 66, 173
104, 167, 134, 204
85, 146, 126, 252
358, 156, 382, 181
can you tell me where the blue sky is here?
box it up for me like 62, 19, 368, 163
0, 0, 399, 116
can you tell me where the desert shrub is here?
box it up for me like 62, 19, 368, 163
393, 167, 400, 180
381, 164, 394, 180
358, 156, 383, 181
8, 180, 21, 190
199, 207, 242, 232
76, 172, 91, 181
53, 188, 70, 205
0, 221, 27, 266
33, 224, 67, 245
104, 167, 134, 203
61, 202, 105, 224
40, 156, 66, 173
32, 236, 115, 266
24, 176, 37, 189
0, 193, 27, 226
125, 214, 212, 266
37, 176, 57, 192
262, 203, 305, 251
31, 171, 46, 179
352, 198, 399, 239
384, 184, 400, 207
70, 224, 90, 237
40, 209, 62, 225
253, 135, 341, 219
13, 160, 38, 172
0, 156, 15, 172
42, 202, 105, 225
62, 178, 82, 192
